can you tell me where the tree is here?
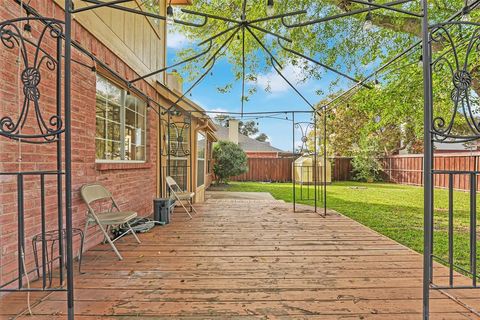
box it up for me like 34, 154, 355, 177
173, 1, 468, 87
240, 120, 259, 137
173, 1, 478, 154
213, 115, 266, 138
212, 141, 248, 184
255, 133, 269, 142
351, 137, 383, 182
318, 78, 421, 157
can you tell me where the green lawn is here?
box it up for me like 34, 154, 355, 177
225, 181, 479, 274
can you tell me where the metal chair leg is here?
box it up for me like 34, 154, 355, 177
80, 218, 89, 262
78, 230, 85, 274
48, 240, 55, 287
126, 221, 141, 244
189, 200, 198, 214
32, 237, 40, 280
97, 223, 123, 260
177, 199, 193, 219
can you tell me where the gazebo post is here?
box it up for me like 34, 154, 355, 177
421, 0, 433, 318
64, 0, 75, 318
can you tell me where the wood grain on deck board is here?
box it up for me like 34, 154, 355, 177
2, 199, 479, 319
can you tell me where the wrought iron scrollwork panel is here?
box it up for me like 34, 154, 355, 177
431, 22, 480, 143
295, 121, 316, 155
0, 17, 64, 144
161, 109, 191, 157
168, 121, 191, 157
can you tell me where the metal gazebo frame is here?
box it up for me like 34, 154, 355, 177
195, 109, 328, 215
1, 0, 479, 319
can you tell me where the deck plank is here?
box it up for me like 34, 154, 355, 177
2, 199, 480, 319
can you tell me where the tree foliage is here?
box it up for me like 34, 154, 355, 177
214, 115, 269, 140
255, 133, 269, 142
351, 137, 384, 182
319, 65, 423, 157
172, 1, 479, 155
173, 0, 465, 86
213, 141, 248, 184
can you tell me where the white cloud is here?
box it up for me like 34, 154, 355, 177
205, 108, 229, 118
253, 63, 313, 95
167, 31, 190, 49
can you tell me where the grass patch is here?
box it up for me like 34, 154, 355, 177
224, 181, 479, 275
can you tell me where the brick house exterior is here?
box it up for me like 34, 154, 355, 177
0, 0, 215, 285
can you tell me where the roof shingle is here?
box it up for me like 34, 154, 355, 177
215, 126, 285, 153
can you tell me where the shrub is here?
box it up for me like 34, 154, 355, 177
213, 141, 248, 184
352, 138, 383, 182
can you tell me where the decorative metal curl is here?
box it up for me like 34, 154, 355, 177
431, 22, 480, 143
295, 121, 316, 155
168, 122, 191, 157
160, 118, 169, 157
0, 17, 64, 144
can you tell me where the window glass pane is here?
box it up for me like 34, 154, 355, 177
96, 97, 107, 118
137, 103, 146, 117
107, 121, 121, 141
125, 126, 135, 161
96, 76, 109, 97
137, 114, 145, 131
125, 95, 136, 112
135, 146, 145, 161
106, 141, 121, 160
107, 83, 122, 105
125, 108, 136, 128
95, 139, 106, 159
136, 128, 144, 146
125, 126, 136, 145
96, 75, 147, 161
108, 102, 121, 123
96, 118, 105, 138
197, 132, 205, 187
169, 159, 188, 190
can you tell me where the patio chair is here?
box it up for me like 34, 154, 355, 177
80, 183, 141, 261
166, 176, 198, 219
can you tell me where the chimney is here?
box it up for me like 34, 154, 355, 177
167, 70, 183, 94
228, 119, 239, 144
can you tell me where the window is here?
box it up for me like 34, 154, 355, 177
166, 118, 190, 191
96, 75, 147, 161
207, 140, 213, 174
197, 132, 206, 187
169, 158, 188, 191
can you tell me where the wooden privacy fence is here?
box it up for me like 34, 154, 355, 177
332, 157, 354, 181
334, 154, 480, 191
231, 158, 294, 182
229, 154, 480, 191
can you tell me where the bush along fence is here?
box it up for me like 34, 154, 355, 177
335, 153, 480, 191
230, 154, 480, 191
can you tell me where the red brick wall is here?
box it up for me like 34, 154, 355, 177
0, 0, 159, 285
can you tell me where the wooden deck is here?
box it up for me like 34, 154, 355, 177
2, 197, 480, 319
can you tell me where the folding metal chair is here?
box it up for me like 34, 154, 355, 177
166, 176, 198, 219
80, 183, 141, 260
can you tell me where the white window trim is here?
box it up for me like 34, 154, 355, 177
95, 75, 147, 163
197, 131, 206, 188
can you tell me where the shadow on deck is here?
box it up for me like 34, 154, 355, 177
2, 196, 480, 319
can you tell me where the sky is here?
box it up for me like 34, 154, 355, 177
166, 29, 353, 151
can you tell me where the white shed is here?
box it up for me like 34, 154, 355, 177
293, 156, 332, 184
